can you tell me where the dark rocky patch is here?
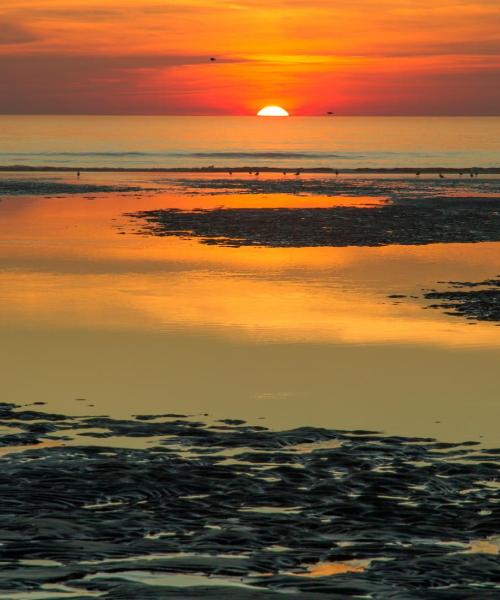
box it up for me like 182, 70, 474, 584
0, 402, 499, 598
0, 179, 145, 196
422, 277, 500, 322
165, 176, 500, 200
127, 196, 500, 248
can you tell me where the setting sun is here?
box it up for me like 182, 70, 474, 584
257, 106, 289, 117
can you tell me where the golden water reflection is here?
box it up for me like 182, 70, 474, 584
0, 184, 499, 445
0, 191, 499, 348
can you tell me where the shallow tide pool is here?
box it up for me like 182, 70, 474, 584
0, 172, 499, 446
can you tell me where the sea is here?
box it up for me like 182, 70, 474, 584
1, 115, 500, 170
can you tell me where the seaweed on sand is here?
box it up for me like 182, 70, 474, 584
0, 402, 499, 598
128, 197, 500, 248
0, 179, 144, 195
423, 277, 500, 322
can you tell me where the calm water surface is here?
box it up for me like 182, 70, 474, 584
1, 115, 500, 169
0, 172, 499, 445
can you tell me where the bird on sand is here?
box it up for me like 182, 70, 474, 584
439, 173, 445, 178
295, 171, 301, 176
210, 57, 216, 62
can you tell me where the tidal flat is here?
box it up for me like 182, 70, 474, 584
0, 179, 146, 196
0, 401, 499, 598
422, 278, 500, 323
0, 172, 499, 598
128, 176, 500, 248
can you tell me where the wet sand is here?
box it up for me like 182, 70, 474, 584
124, 175, 500, 248
0, 402, 499, 598
0, 179, 145, 195
0, 174, 499, 442
422, 278, 500, 322
129, 198, 500, 248
0, 172, 499, 598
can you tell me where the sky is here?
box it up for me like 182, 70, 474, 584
1, 0, 500, 115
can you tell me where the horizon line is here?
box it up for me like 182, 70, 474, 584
2, 113, 500, 118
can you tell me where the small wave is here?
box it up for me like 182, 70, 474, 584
0, 152, 162, 157
0, 151, 353, 159
188, 152, 350, 159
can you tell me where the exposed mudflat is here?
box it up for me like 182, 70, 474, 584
0, 179, 145, 196
0, 402, 499, 598
128, 197, 500, 248
164, 175, 500, 200
126, 176, 500, 248
423, 277, 500, 322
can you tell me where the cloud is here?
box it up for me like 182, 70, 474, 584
379, 38, 500, 58
0, 1, 499, 114
0, 21, 39, 45
0, 52, 241, 73
0, 52, 248, 114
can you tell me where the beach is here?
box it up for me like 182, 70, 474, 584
0, 170, 499, 435
2, 0, 500, 588
0, 124, 499, 597
1, 400, 499, 598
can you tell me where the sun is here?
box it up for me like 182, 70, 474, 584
257, 105, 289, 117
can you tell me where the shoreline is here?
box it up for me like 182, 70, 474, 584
1, 165, 500, 174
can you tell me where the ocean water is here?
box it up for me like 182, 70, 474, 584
1, 115, 500, 170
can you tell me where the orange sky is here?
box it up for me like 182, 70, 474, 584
1, 0, 500, 115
